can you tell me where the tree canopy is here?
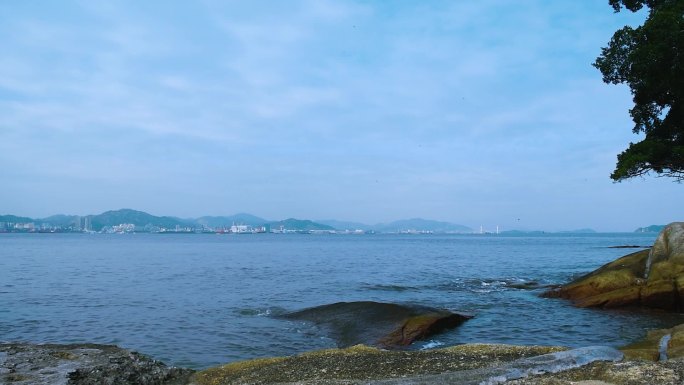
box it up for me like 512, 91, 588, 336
594, 0, 684, 181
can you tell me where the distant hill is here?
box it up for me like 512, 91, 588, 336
1, 209, 471, 234
89, 209, 190, 231
316, 219, 372, 231
196, 213, 269, 228
635, 225, 665, 233
373, 218, 472, 233
39, 214, 80, 227
0, 214, 34, 223
270, 218, 334, 231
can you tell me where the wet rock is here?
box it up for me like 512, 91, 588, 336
508, 281, 542, 290
376, 312, 472, 347
542, 222, 684, 311
541, 249, 648, 307
621, 323, 684, 361
279, 301, 472, 348
190, 344, 683, 385
189, 344, 566, 385
5, 341, 682, 385
0, 343, 193, 385
505, 359, 684, 385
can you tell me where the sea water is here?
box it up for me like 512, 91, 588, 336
1, 232, 683, 369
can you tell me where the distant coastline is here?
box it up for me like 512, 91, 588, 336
0, 208, 475, 234
0, 208, 662, 235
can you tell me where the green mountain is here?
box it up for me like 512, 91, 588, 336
2, 210, 471, 234
89, 209, 190, 231
635, 225, 665, 233
0, 214, 34, 223
316, 219, 371, 231
39, 214, 80, 227
270, 218, 334, 231
196, 213, 268, 228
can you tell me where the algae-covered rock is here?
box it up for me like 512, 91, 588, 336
621, 323, 684, 361
279, 301, 472, 348
505, 359, 684, 385
6, 342, 682, 385
543, 222, 684, 311
189, 344, 565, 385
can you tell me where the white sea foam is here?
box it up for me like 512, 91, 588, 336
659, 333, 672, 361
376, 346, 624, 385
419, 340, 445, 350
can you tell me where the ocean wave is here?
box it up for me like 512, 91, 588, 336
419, 340, 445, 350
432, 278, 546, 293
359, 283, 419, 292
376, 346, 624, 384
236, 307, 287, 317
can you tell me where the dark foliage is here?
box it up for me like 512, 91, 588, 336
595, 0, 684, 181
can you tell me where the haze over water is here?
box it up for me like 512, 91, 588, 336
2, 232, 683, 369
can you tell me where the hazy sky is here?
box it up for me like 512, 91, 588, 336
1, 1, 681, 231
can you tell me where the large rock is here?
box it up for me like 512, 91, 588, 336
543, 222, 684, 311
279, 301, 472, 348
648, 221, 684, 270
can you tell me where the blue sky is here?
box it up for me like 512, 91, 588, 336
1, 1, 680, 231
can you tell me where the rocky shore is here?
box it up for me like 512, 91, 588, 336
3, 341, 684, 385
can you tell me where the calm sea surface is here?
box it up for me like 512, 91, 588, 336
2, 232, 683, 369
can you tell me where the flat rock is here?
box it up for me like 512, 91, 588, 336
189, 344, 566, 385
0, 343, 193, 385
5, 342, 683, 384
190, 344, 684, 385
505, 359, 684, 385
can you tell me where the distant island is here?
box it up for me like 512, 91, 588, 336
0, 209, 474, 235
634, 225, 666, 233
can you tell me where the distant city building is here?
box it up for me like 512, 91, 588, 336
83, 216, 92, 232
111, 223, 135, 233
14, 222, 35, 231
230, 224, 252, 234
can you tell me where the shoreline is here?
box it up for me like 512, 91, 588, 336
2, 340, 684, 385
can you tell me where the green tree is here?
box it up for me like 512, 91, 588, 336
594, 0, 684, 181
